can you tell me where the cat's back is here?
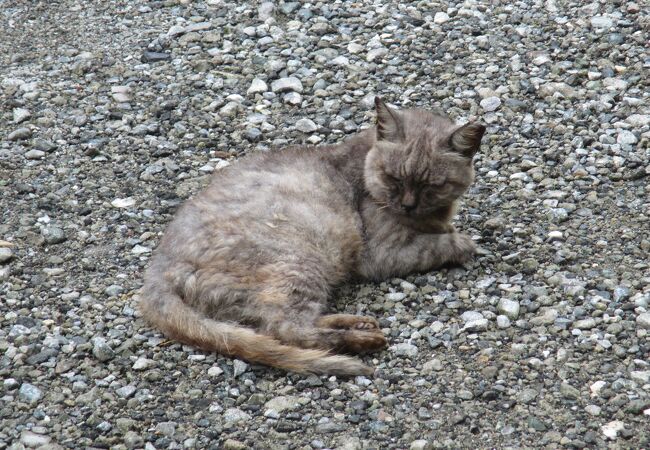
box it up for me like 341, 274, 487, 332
155, 144, 363, 272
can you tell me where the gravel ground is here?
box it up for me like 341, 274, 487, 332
1, 0, 649, 448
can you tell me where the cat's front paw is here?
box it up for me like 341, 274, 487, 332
449, 233, 476, 265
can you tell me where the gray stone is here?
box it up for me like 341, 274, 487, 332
295, 118, 318, 133
247, 78, 268, 95
271, 77, 303, 93
8, 127, 32, 141
13, 108, 31, 123
25, 149, 45, 159
42, 226, 66, 245
223, 408, 251, 424
18, 383, 42, 404
480, 96, 501, 112
591, 16, 614, 29
497, 299, 520, 320
560, 382, 580, 400
0, 247, 13, 263
20, 430, 51, 447
116, 385, 137, 398
233, 359, 248, 377
391, 343, 418, 357
155, 421, 176, 436
92, 337, 115, 361
617, 131, 637, 145
636, 313, 650, 330
264, 395, 302, 413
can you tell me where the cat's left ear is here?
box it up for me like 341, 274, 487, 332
375, 97, 405, 143
449, 123, 486, 158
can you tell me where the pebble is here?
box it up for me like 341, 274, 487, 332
111, 197, 135, 208
601, 420, 625, 439
8, 127, 32, 140
480, 97, 501, 112
13, 108, 31, 123
25, 149, 45, 159
247, 78, 268, 95
42, 226, 66, 245
295, 118, 318, 133
20, 430, 51, 447
223, 408, 251, 424
142, 51, 171, 62
496, 315, 511, 329
0, 247, 13, 263
616, 131, 637, 145
132, 357, 154, 370
560, 382, 580, 400
264, 395, 302, 413
591, 16, 614, 29
497, 299, 520, 320
271, 77, 303, 93
433, 12, 450, 24
92, 337, 115, 361
18, 383, 43, 404
636, 313, 650, 330
391, 343, 419, 357
233, 359, 248, 377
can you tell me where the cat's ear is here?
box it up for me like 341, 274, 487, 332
449, 122, 486, 158
375, 97, 405, 143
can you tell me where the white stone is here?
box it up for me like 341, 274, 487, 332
433, 12, 450, 24
410, 440, 431, 450
247, 78, 268, 95
585, 404, 601, 416
602, 420, 625, 439
132, 357, 154, 370
496, 315, 511, 328
366, 47, 388, 62
223, 408, 251, 424
574, 318, 597, 330
132, 245, 151, 255
13, 108, 31, 123
590, 380, 606, 396
463, 318, 488, 332
264, 395, 301, 413
625, 114, 650, 127
111, 197, 135, 208
347, 42, 364, 54
295, 118, 318, 133
208, 366, 223, 377
461, 311, 483, 322
480, 96, 501, 112
630, 370, 650, 384
386, 292, 406, 302
233, 359, 248, 377
616, 130, 637, 145
271, 77, 303, 93
591, 16, 614, 29
635, 312, 650, 330
547, 230, 563, 241
497, 299, 520, 320
21, 431, 51, 447
330, 56, 349, 66
283, 92, 302, 105
391, 343, 418, 357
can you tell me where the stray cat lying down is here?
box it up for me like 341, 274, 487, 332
140, 98, 485, 375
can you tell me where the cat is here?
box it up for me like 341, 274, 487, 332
139, 97, 485, 376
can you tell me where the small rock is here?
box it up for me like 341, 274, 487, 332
410, 439, 432, 450
223, 439, 247, 450
480, 96, 501, 112
105, 285, 124, 297
560, 382, 580, 400
463, 318, 488, 332
92, 337, 115, 362
295, 118, 318, 133
223, 408, 251, 424
20, 430, 51, 447
601, 420, 625, 439
422, 358, 443, 373
8, 127, 32, 141
391, 343, 418, 357
13, 108, 31, 123
585, 404, 601, 416
496, 315, 511, 328
264, 395, 301, 413
142, 51, 171, 63
433, 12, 450, 24
233, 359, 248, 377
25, 149, 46, 159
461, 311, 483, 322
630, 371, 650, 384
271, 77, 303, 93
617, 131, 637, 145
636, 313, 650, 330
0, 247, 14, 263
386, 292, 406, 301
116, 385, 137, 398
208, 366, 224, 377
574, 318, 597, 330
155, 421, 176, 437
111, 197, 135, 208
42, 226, 66, 245
591, 16, 614, 29
132, 357, 154, 370
497, 299, 520, 320
247, 78, 268, 95
366, 47, 388, 62
18, 383, 42, 404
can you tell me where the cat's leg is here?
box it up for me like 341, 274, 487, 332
359, 230, 475, 281
315, 314, 380, 330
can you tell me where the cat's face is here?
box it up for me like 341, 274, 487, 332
365, 98, 485, 219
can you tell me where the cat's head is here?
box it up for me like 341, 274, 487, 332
364, 97, 485, 218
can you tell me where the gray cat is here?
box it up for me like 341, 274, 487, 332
139, 98, 485, 375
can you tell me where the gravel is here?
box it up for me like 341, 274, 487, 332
1, 0, 648, 448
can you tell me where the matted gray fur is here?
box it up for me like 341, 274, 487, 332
139, 97, 486, 375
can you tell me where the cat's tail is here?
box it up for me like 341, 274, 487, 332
138, 289, 374, 376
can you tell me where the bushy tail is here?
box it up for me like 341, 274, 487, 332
138, 289, 373, 376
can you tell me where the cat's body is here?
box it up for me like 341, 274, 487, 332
140, 99, 485, 375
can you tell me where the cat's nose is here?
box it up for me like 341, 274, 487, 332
401, 191, 417, 212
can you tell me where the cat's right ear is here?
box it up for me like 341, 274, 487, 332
449, 122, 486, 158
375, 97, 405, 143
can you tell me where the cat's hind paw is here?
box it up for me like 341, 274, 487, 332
316, 314, 380, 331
